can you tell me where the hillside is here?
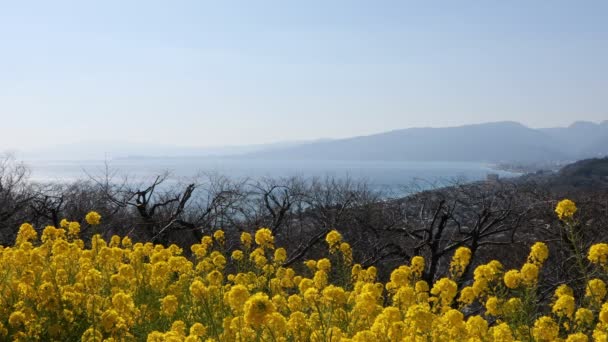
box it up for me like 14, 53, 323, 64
551, 157, 608, 189
514, 157, 608, 191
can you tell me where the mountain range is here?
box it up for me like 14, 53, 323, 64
19, 121, 608, 163
242, 121, 608, 163
19, 139, 329, 161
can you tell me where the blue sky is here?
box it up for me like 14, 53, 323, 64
1, 1, 607, 150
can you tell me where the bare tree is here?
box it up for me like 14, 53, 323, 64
0, 154, 36, 244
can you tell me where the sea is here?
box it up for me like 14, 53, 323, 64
23, 158, 519, 197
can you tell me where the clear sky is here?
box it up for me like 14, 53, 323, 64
1, 1, 607, 150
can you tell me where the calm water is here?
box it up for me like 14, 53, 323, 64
24, 158, 518, 195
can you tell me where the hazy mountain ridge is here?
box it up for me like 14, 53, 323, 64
539, 120, 608, 157
19, 139, 332, 161
16, 121, 608, 163
243, 121, 608, 162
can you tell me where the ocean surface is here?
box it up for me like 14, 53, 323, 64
23, 158, 518, 195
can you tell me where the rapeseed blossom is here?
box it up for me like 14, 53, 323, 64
529, 241, 549, 265
325, 229, 342, 251
254, 228, 274, 249
3, 203, 608, 341
555, 198, 577, 220
503, 270, 522, 289
589, 243, 608, 266
85, 211, 102, 225
586, 278, 607, 304
449, 246, 472, 278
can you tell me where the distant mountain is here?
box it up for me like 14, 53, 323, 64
242, 121, 577, 162
19, 139, 329, 161
539, 121, 608, 157
584, 135, 608, 156
241, 121, 608, 163
17, 121, 608, 163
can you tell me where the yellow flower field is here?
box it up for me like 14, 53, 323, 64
1, 201, 608, 341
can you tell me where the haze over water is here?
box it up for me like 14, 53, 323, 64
25, 158, 517, 194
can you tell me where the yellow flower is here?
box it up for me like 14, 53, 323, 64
491, 323, 514, 341
485, 296, 501, 316
274, 248, 287, 263
520, 263, 539, 285
599, 303, 608, 324
190, 280, 209, 300
411, 256, 425, 276
503, 297, 523, 316
254, 228, 274, 249
85, 211, 102, 225
241, 232, 253, 248
212, 254, 226, 269
457, 286, 476, 306
415, 280, 429, 293
466, 315, 488, 338
326, 230, 342, 251
81, 327, 103, 342
231, 250, 244, 261
528, 242, 549, 265
189, 323, 206, 337
387, 266, 411, 291
227, 285, 250, 312
265, 312, 287, 335
532, 316, 559, 341
303, 287, 320, 304
449, 247, 472, 278
6, 203, 608, 340
405, 304, 434, 332
313, 270, 328, 289
317, 258, 331, 272
555, 199, 577, 220
287, 312, 307, 337
304, 260, 317, 271
552, 294, 575, 319
555, 284, 574, 298
201, 236, 212, 247
207, 270, 223, 285
339, 242, 353, 263
566, 332, 589, 342
503, 270, 521, 289
575, 308, 594, 326
585, 278, 607, 303
430, 278, 458, 308
322, 285, 347, 305
472, 261, 502, 296
243, 293, 275, 327
250, 248, 268, 268
588, 243, 608, 265
8, 311, 26, 327
15, 223, 37, 246
67, 221, 81, 236
594, 330, 608, 342
287, 295, 303, 312
100, 309, 119, 331
171, 320, 186, 335
213, 230, 225, 244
